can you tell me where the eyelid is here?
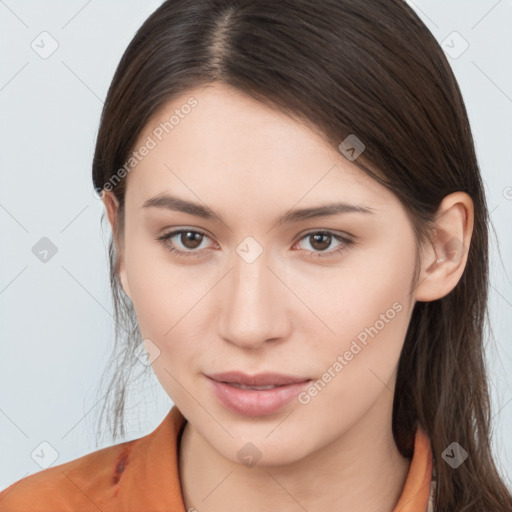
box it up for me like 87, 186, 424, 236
296, 228, 354, 241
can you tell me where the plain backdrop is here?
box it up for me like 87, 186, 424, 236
1, 0, 511, 490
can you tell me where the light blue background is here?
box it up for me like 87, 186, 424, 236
1, 0, 511, 490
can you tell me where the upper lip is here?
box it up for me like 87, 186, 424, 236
206, 371, 311, 387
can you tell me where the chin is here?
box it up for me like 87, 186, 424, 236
227, 435, 313, 468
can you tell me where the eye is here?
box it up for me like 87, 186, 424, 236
157, 229, 214, 257
156, 229, 354, 259
293, 231, 353, 257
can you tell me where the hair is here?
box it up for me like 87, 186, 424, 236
91, 0, 512, 510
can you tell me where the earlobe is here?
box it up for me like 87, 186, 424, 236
101, 190, 132, 301
414, 192, 474, 302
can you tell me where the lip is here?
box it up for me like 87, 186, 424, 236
207, 371, 311, 387
205, 372, 312, 417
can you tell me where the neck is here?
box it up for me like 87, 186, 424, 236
178, 388, 411, 512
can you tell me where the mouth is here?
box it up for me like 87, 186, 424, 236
207, 370, 312, 387
205, 371, 313, 416
225, 382, 285, 390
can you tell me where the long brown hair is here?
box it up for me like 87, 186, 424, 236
91, 1, 512, 509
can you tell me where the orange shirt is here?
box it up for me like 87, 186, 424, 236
0, 406, 434, 511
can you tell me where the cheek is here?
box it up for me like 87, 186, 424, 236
122, 231, 217, 400
122, 237, 203, 402
298, 236, 416, 390
290, 276, 413, 445
123, 231, 203, 337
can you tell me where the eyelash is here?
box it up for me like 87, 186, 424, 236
156, 229, 354, 259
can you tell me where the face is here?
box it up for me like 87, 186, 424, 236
104, 83, 422, 466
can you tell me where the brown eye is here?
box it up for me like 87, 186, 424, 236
308, 233, 332, 251
157, 229, 213, 257
294, 230, 353, 258
179, 231, 203, 249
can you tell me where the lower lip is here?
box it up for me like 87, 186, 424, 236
207, 376, 311, 416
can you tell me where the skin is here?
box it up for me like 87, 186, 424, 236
102, 83, 474, 512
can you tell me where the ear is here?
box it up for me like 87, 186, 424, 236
102, 190, 132, 301
414, 191, 474, 302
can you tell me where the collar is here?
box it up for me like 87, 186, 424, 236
392, 425, 434, 511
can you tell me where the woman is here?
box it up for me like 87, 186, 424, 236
1, 0, 511, 511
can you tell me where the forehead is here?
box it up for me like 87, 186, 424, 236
124, 83, 395, 213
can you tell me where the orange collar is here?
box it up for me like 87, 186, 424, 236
392, 426, 434, 511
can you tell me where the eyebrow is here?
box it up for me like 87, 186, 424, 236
142, 193, 376, 225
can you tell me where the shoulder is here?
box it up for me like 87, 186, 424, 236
0, 407, 186, 512
0, 437, 138, 512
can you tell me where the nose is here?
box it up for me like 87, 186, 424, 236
217, 249, 292, 350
